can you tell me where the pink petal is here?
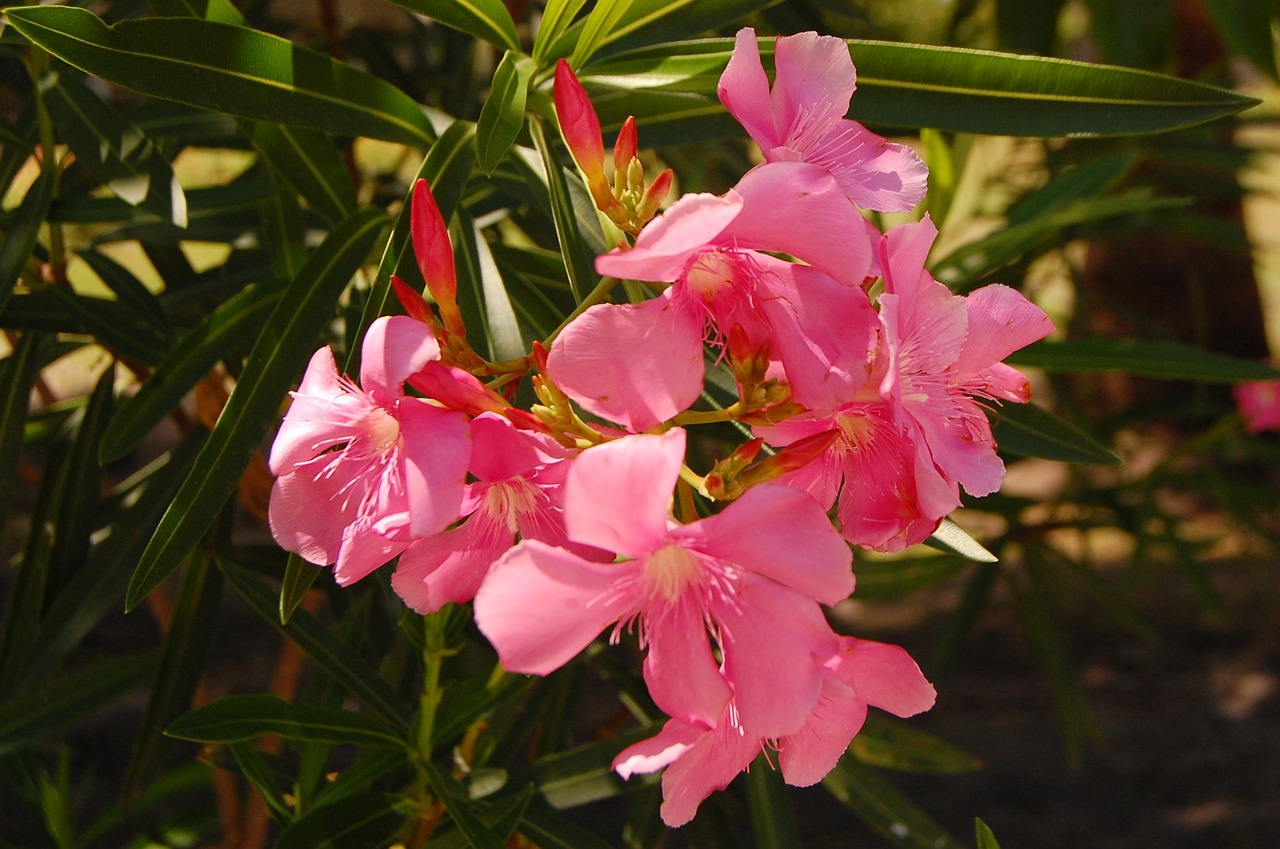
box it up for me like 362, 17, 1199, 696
717, 28, 778, 150
333, 519, 409, 586
833, 637, 936, 718
390, 518, 513, 614
595, 192, 743, 283
359, 315, 442, 401
657, 717, 759, 827
769, 30, 857, 142
723, 162, 873, 285
547, 296, 705, 433
467, 412, 565, 482
268, 471, 346, 565
818, 120, 929, 213
685, 484, 853, 605
565, 429, 685, 555
954, 283, 1054, 376
396, 400, 470, 537
879, 216, 938, 309
411, 179, 457, 306
1236, 378, 1280, 434
613, 718, 706, 779
473, 540, 639, 675
643, 598, 732, 727
270, 346, 357, 474
778, 678, 868, 787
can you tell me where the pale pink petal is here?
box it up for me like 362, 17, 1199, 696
643, 598, 732, 727
817, 121, 928, 213
971, 361, 1033, 403
907, 399, 1004, 498
474, 540, 639, 675
717, 575, 836, 737
954, 283, 1054, 376
657, 718, 760, 827
390, 517, 513, 614
547, 296, 705, 433
778, 679, 868, 787
564, 429, 685, 554
267, 471, 346, 565
769, 30, 857, 142
613, 718, 706, 779
269, 347, 359, 473
834, 637, 936, 718
717, 28, 778, 149
333, 520, 409, 586
723, 162, 873, 285
684, 484, 853, 605
595, 192, 742, 283
396, 401, 470, 537
359, 315, 441, 401
879, 216, 938, 310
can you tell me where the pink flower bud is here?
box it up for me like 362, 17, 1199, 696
410, 179, 458, 315
637, 168, 673, 221
613, 116, 638, 176
390, 274, 441, 329
554, 60, 606, 183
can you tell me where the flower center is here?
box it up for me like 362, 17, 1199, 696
645, 544, 703, 602
683, 250, 737, 303
363, 405, 401, 451
482, 479, 539, 533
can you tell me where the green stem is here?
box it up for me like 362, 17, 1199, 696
416, 610, 448, 769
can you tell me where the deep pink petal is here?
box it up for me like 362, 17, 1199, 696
474, 540, 639, 675
769, 30, 857, 142
723, 162, 873, 285
906, 399, 1005, 498
613, 718, 706, 779
971, 361, 1033, 403
467, 412, 566, 482
411, 179, 457, 306
359, 315, 441, 401
832, 637, 936, 718
396, 401, 470, 537
717, 576, 836, 737
656, 717, 759, 827
595, 192, 743, 282
564, 429, 685, 554
717, 28, 778, 149
390, 517, 513, 613
1236, 378, 1280, 434
643, 599, 732, 727
684, 484, 853, 605
954, 283, 1054, 376
778, 679, 868, 787
333, 520, 409, 586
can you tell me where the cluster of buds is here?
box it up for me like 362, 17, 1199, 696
553, 59, 673, 235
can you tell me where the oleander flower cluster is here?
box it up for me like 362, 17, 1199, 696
267, 28, 1053, 826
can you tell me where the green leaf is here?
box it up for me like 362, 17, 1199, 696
518, 808, 618, 849
570, 0, 636, 68
852, 553, 968, 601
5, 6, 436, 147
423, 761, 507, 849
0, 651, 157, 758
530, 117, 599, 302
220, 561, 412, 730
0, 334, 46, 536
228, 740, 293, 823
822, 759, 964, 849
1201, 0, 1278, 80
99, 284, 280, 464
76, 248, 172, 338
125, 207, 386, 610
745, 757, 799, 849
581, 37, 1259, 137
43, 288, 171, 365
849, 714, 984, 774
476, 51, 536, 174
0, 172, 54, 314
274, 793, 405, 849
525, 725, 653, 808
453, 210, 525, 360
534, 0, 591, 63
990, 402, 1122, 465
975, 818, 1002, 849
166, 694, 406, 747
1006, 338, 1280, 383
122, 553, 223, 802
248, 123, 357, 227
575, 0, 782, 60
926, 519, 997, 563
383, 0, 520, 52
280, 553, 323, 624
44, 69, 188, 226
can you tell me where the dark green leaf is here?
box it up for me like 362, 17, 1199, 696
1201, 0, 1278, 80
424, 761, 507, 849
0, 651, 157, 758
248, 123, 357, 226
822, 759, 964, 849
745, 757, 799, 849
518, 808, 617, 849
991, 401, 1122, 465
526, 725, 654, 808
476, 51, 536, 174
280, 553, 323, 624
5, 7, 436, 147
43, 288, 171, 365
0, 334, 46, 536
126, 207, 385, 610
76, 248, 171, 337
530, 117, 598, 303
1006, 338, 1280, 382
274, 793, 405, 849
424, 786, 536, 849
220, 561, 412, 730
166, 694, 405, 747
384, 0, 520, 52
849, 714, 984, 774
122, 553, 223, 802
852, 554, 968, 601
0, 172, 53, 314
452, 210, 525, 360
99, 284, 280, 463
227, 740, 293, 823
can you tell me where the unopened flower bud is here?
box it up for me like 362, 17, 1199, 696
636, 168, 673, 222
740, 430, 837, 488
554, 60, 606, 184
614, 116, 637, 176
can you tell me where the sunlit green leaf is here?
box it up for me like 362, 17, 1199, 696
570, 0, 636, 69
976, 818, 1002, 849
926, 519, 997, 563
477, 51, 536, 174
534, 0, 591, 63
530, 118, 599, 303
385, 0, 519, 51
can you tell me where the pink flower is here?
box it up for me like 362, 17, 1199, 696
612, 636, 936, 827
473, 429, 854, 737
390, 413, 580, 613
718, 27, 928, 213
1235, 377, 1280, 434
268, 316, 471, 585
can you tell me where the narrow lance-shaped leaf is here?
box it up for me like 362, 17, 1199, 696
248, 123, 357, 227
569, 0, 636, 69
1006, 338, 1280, 383
4, 6, 436, 147
848, 714, 984, 774
476, 51, 536, 174
0, 334, 47, 537
44, 69, 188, 226
745, 756, 800, 849
822, 759, 965, 849
273, 794, 406, 849
990, 401, 1121, 466
534, 0, 591, 62
279, 554, 322, 624
552, 0, 783, 62
581, 37, 1259, 137
381, 0, 520, 52
530, 117, 598, 303
76, 248, 172, 337
166, 694, 405, 747
0, 172, 53, 315
423, 761, 509, 849
126, 207, 386, 610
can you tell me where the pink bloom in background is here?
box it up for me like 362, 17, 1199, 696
268, 316, 471, 585
391, 413, 580, 614
474, 429, 855, 737
1235, 377, 1280, 434
613, 636, 935, 827
718, 27, 928, 213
